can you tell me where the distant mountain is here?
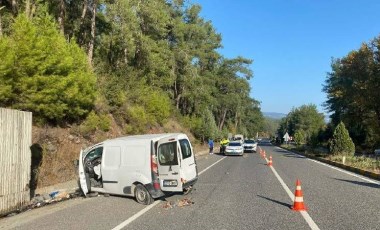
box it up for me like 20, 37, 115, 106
263, 112, 287, 120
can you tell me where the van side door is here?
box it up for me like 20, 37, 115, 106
157, 138, 182, 192
102, 146, 122, 194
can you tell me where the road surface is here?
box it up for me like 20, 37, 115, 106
1, 142, 379, 230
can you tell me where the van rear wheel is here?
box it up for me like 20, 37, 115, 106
135, 184, 153, 205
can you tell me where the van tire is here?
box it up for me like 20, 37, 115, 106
135, 184, 153, 205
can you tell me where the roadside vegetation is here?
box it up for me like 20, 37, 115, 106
277, 103, 380, 173
0, 1, 265, 187
273, 34, 380, 174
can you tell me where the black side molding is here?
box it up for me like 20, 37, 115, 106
103, 180, 118, 184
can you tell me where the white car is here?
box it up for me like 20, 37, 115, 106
225, 141, 244, 156
243, 139, 257, 152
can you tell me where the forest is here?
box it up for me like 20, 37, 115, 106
0, 0, 264, 141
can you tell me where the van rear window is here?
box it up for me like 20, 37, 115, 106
179, 139, 192, 159
158, 142, 178, 166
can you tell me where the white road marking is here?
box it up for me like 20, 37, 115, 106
111, 200, 161, 230
199, 156, 227, 175
308, 159, 380, 185
111, 156, 227, 230
277, 147, 380, 185
268, 164, 320, 230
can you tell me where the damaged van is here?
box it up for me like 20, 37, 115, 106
78, 133, 198, 205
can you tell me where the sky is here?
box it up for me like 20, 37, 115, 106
194, 0, 380, 114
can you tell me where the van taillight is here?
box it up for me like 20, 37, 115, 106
151, 155, 158, 174
153, 181, 160, 189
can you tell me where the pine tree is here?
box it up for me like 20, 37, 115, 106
329, 122, 355, 155
0, 13, 96, 123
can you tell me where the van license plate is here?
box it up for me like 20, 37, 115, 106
163, 180, 178, 187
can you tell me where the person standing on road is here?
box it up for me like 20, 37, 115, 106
208, 139, 214, 154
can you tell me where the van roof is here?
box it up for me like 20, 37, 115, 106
113, 133, 183, 142
83, 133, 187, 153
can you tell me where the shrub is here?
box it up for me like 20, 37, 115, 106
294, 130, 305, 145
329, 122, 355, 155
80, 111, 111, 135
0, 14, 96, 122
124, 105, 150, 134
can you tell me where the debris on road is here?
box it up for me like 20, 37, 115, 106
1, 189, 83, 218
162, 197, 194, 210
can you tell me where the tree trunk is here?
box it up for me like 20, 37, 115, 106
124, 47, 128, 65
25, 0, 30, 18
10, 0, 18, 16
25, 0, 36, 19
0, 4, 4, 37
175, 94, 181, 109
218, 109, 227, 131
234, 111, 239, 131
87, 0, 96, 67
80, 0, 88, 24
58, 0, 65, 34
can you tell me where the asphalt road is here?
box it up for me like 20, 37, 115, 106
1, 142, 379, 230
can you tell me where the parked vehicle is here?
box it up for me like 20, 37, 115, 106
78, 133, 198, 205
225, 141, 244, 156
243, 139, 257, 152
234, 134, 244, 144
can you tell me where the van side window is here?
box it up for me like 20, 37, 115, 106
85, 147, 103, 162
179, 139, 192, 159
158, 142, 178, 166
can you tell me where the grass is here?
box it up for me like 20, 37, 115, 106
280, 144, 380, 174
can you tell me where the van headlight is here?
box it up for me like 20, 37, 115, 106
163, 180, 178, 187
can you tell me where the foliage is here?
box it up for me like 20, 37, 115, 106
79, 111, 111, 135
0, 13, 96, 123
329, 122, 355, 155
277, 104, 325, 143
328, 155, 379, 173
263, 117, 281, 137
294, 130, 306, 145
324, 37, 380, 150
0, 0, 264, 138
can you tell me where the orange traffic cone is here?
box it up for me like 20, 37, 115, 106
291, 179, 307, 211
267, 155, 273, 166
263, 151, 266, 158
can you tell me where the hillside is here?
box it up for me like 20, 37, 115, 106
263, 112, 287, 120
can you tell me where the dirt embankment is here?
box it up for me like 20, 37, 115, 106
31, 116, 205, 190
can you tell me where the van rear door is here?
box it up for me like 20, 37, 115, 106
78, 149, 89, 196
157, 137, 182, 192
178, 138, 197, 183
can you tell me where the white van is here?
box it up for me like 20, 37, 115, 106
234, 134, 244, 144
78, 133, 198, 205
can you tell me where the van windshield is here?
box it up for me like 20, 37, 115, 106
158, 141, 178, 166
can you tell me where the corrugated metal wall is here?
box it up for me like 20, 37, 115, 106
0, 108, 32, 215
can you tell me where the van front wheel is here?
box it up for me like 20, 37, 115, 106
135, 184, 153, 205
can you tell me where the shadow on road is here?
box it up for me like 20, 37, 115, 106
275, 149, 289, 153
258, 143, 272, 146
257, 195, 291, 208
282, 153, 305, 159
333, 178, 380, 189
